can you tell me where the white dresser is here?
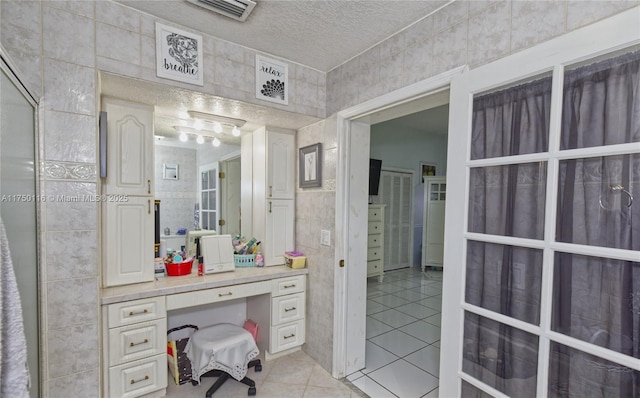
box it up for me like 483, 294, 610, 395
367, 204, 385, 282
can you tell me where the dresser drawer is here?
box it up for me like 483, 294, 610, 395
107, 297, 166, 328
167, 280, 271, 310
367, 247, 382, 261
368, 207, 383, 221
368, 221, 382, 234
367, 260, 383, 275
108, 319, 167, 366
108, 353, 167, 398
271, 319, 305, 353
272, 292, 305, 326
272, 275, 305, 297
367, 234, 382, 248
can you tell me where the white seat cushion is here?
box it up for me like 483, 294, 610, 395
186, 323, 259, 382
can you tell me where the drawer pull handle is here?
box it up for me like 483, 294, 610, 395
129, 338, 149, 347
147, 179, 151, 194
130, 375, 149, 385
283, 333, 295, 339
284, 307, 296, 312
218, 292, 233, 297
128, 309, 148, 316
283, 284, 296, 289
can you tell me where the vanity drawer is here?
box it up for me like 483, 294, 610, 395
166, 280, 271, 310
107, 297, 166, 328
367, 234, 382, 248
367, 247, 382, 261
108, 319, 167, 366
272, 292, 305, 326
271, 319, 305, 353
368, 221, 382, 234
108, 353, 167, 398
272, 275, 305, 297
367, 260, 383, 275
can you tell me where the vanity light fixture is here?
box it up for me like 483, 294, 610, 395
196, 135, 205, 144
179, 132, 188, 142
232, 126, 241, 137
187, 110, 246, 128
213, 122, 223, 134
212, 137, 221, 147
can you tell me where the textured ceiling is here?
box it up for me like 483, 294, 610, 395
117, 0, 449, 72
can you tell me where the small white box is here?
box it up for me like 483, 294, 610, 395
200, 235, 235, 274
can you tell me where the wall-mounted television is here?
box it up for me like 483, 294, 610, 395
369, 158, 382, 196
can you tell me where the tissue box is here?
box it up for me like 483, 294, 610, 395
284, 251, 306, 269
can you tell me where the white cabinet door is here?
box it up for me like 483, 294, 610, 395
103, 98, 154, 196
422, 177, 446, 267
264, 199, 294, 266
266, 130, 295, 200
104, 197, 155, 287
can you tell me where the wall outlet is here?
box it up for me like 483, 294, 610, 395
320, 229, 331, 246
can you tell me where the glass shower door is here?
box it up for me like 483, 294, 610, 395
0, 61, 39, 398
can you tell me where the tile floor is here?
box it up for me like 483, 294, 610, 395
166, 349, 363, 398
347, 267, 443, 398
166, 267, 442, 398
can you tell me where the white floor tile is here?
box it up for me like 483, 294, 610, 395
394, 302, 439, 319
362, 341, 399, 374
367, 288, 386, 299
368, 360, 439, 398
398, 321, 441, 344
391, 279, 423, 289
417, 296, 443, 310
411, 285, 442, 297
346, 371, 364, 382
424, 313, 441, 327
366, 299, 389, 315
423, 387, 439, 398
404, 345, 441, 377
369, 330, 428, 357
350, 375, 397, 398
370, 294, 411, 308
366, 316, 394, 338
369, 309, 418, 328
433, 340, 440, 348
375, 283, 406, 294
391, 289, 429, 302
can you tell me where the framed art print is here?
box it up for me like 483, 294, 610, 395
299, 143, 322, 188
156, 23, 204, 86
256, 54, 288, 105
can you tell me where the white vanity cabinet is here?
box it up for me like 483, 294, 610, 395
245, 127, 295, 266
367, 204, 385, 281
103, 296, 167, 398
102, 98, 154, 197
247, 274, 306, 359
101, 98, 155, 287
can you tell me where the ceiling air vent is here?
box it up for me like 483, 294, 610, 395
186, 0, 256, 22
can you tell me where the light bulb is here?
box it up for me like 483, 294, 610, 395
179, 132, 188, 142
212, 137, 221, 147
213, 122, 222, 133
232, 126, 240, 137
196, 135, 204, 144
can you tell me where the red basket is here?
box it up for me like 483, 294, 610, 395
165, 259, 194, 276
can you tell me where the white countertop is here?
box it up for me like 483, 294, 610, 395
101, 265, 308, 305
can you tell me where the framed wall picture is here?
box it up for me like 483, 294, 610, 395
156, 23, 204, 86
420, 162, 437, 183
256, 54, 288, 105
299, 143, 322, 188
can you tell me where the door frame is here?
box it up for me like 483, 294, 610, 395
333, 66, 465, 377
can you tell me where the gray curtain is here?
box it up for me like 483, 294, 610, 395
550, 51, 640, 398
464, 50, 640, 398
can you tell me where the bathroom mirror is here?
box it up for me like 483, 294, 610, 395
163, 163, 179, 180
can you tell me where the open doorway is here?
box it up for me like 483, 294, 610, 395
333, 67, 465, 393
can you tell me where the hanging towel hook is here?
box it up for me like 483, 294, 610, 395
599, 184, 633, 210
